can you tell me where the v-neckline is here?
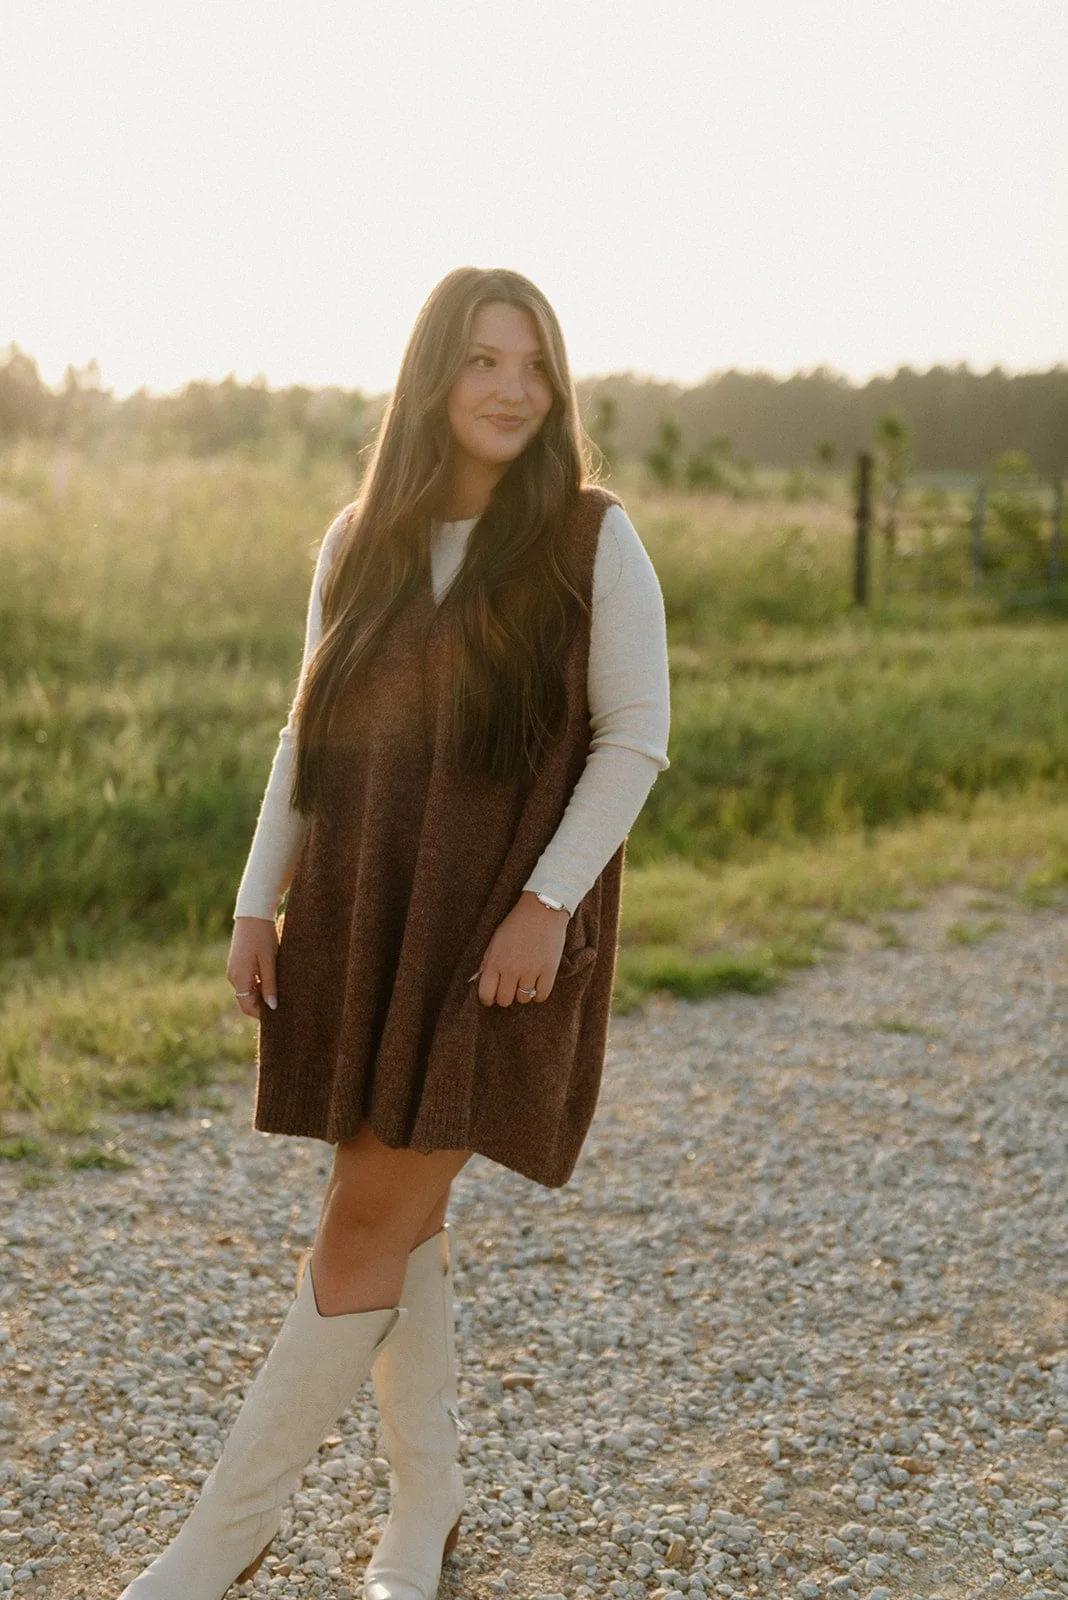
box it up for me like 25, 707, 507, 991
429, 516, 479, 611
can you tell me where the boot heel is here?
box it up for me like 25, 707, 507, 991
443, 1517, 461, 1560
236, 1538, 273, 1584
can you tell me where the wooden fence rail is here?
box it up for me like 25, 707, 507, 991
854, 458, 1065, 605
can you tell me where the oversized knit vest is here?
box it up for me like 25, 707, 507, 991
254, 484, 625, 1188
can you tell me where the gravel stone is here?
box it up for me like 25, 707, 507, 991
0, 900, 1065, 1599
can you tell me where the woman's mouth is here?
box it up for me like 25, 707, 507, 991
484, 415, 526, 431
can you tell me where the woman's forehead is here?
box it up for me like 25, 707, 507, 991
468, 301, 543, 354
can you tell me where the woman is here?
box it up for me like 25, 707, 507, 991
119, 267, 670, 1600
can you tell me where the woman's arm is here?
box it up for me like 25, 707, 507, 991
232, 508, 351, 921
521, 501, 671, 914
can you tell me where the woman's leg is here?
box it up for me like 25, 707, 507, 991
310, 1122, 473, 1316
119, 1129, 472, 1598
412, 1182, 453, 1244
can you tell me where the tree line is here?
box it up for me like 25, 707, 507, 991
1, 343, 1065, 474
0, 348, 373, 464
579, 365, 1067, 476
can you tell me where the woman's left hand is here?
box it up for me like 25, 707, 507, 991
470, 891, 570, 1006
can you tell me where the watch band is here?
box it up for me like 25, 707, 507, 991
534, 891, 569, 914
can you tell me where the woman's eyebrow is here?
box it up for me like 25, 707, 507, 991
469, 341, 543, 357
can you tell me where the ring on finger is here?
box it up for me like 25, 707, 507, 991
233, 989, 255, 998
517, 985, 537, 999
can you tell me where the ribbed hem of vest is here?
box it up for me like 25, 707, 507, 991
252, 1095, 578, 1189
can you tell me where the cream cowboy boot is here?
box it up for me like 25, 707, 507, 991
118, 1261, 406, 1600
362, 1226, 465, 1600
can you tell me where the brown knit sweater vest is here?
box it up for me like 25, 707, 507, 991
254, 485, 625, 1188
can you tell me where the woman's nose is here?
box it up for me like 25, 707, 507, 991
493, 366, 526, 400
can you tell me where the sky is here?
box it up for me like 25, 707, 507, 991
2, 0, 1065, 398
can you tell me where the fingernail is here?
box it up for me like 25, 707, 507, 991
266, 996, 278, 1011
467, 972, 480, 983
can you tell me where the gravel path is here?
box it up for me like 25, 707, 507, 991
1, 895, 1065, 1600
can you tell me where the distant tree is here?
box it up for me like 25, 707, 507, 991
588, 393, 619, 469
0, 343, 50, 439
873, 410, 911, 559
5, 344, 1067, 471
303, 386, 367, 460
987, 452, 1044, 574
685, 433, 733, 493
644, 413, 683, 489
56, 359, 108, 446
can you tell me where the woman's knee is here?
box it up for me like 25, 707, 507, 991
317, 1189, 405, 1259
321, 1124, 470, 1244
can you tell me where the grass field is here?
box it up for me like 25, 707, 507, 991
2, 443, 1065, 1157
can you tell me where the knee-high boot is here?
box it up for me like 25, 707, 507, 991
362, 1226, 465, 1600
118, 1262, 406, 1600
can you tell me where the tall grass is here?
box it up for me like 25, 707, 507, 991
1, 446, 1066, 1148
4, 450, 1065, 953
641, 627, 1068, 862
2, 450, 352, 953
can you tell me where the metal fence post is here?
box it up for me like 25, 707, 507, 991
854, 451, 872, 606
970, 480, 986, 586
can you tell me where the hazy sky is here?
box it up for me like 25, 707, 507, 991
3, 0, 1065, 397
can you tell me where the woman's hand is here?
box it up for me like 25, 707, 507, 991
226, 916, 279, 1018
470, 891, 570, 1007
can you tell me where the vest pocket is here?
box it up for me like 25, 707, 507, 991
556, 882, 601, 979
557, 942, 596, 979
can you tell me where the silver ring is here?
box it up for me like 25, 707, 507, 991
517, 986, 537, 998
233, 990, 254, 998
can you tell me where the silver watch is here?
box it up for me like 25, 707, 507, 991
534, 891, 569, 915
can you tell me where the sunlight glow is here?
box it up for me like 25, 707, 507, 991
2, 0, 1065, 396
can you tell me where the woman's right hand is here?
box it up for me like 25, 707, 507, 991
226, 916, 279, 1018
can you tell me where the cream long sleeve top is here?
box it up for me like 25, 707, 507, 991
233, 501, 671, 921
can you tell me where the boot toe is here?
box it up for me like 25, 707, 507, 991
364, 1581, 427, 1600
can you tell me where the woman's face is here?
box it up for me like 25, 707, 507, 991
446, 301, 554, 477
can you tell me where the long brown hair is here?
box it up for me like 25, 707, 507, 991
291, 266, 598, 813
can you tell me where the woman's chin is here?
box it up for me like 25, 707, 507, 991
473, 442, 530, 471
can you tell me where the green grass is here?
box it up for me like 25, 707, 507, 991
0, 446, 1066, 1155
945, 916, 1007, 945
0, 940, 257, 1148
611, 783, 1068, 1007
65, 1143, 137, 1171
1, 448, 353, 956
0, 1135, 48, 1162
645, 627, 1068, 861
